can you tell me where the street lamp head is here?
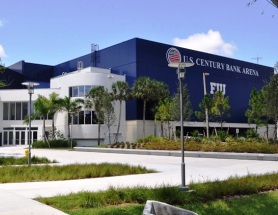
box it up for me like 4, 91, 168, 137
168, 61, 194, 69
22, 82, 40, 94
168, 62, 194, 80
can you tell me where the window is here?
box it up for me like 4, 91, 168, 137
85, 86, 92, 95
3, 103, 8, 120
84, 111, 91, 124
10, 103, 15, 120
3, 102, 28, 120
79, 111, 84, 124
69, 85, 100, 97
79, 86, 85, 97
71, 111, 100, 125
72, 86, 78, 97
16, 102, 21, 120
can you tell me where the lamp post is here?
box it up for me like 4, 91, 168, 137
168, 61, 194, 190
203, 73, 210, 138
22, 82, 39, 166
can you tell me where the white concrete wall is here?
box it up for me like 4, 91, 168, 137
0, 67, 126, 147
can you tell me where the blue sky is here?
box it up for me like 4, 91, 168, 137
0, 0, 277, 67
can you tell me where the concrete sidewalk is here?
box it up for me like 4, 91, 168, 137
0, 146, 277, 215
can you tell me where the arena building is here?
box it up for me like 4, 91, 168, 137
0, 38, 274, 146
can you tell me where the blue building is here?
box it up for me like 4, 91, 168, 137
4, 38, 274, 139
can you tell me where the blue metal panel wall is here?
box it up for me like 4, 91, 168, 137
54, 39, 138, 119
7, 61, 54, 88
53, 38, 273, 123
135, 38, 273, 123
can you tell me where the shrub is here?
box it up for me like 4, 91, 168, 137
32, 140, 76, 148
246, 129, 259, 138
218, 130, 228, 142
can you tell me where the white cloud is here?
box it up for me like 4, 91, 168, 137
173, 30, 237, 57
0, 20, 3, 27
0, 45, 6, 58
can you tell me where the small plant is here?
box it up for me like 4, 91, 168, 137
218, 130, 228, 142
192, 130, 200, 138
246, 129, 259, 139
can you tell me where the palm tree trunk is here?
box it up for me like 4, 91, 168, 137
43, 118, 46, 142
98, 121, 100, 146
143, 100, 146, 137
116, 100, 122, 143
67, 113, 70, 147
52, 118, 55, 140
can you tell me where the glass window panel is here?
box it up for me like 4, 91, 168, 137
73, 86, 78, 97
73, 114, 78, 125
84, 111, 91, 124
9, 131, 13, 145
16, 102, 21, 120
3, 132, 7, 145
92, 111, 98, 124
16, 132, 20, 145
79, 86, 85, 97
10, 103, 15, 120
69, 87, 73, 97
22, 102, 28, 119
21, 132, 25, 145
33, 131, 37, 142
79, 111, 84, 124
3, 103, 9, 120
85, 86, 92, 95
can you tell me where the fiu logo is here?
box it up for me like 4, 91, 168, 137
210, 82, 226, 95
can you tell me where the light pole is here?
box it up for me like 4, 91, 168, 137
203, 73, 210, 138
22, 82, 39, 166
168, 61, 194, 190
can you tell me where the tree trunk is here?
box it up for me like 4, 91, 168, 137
43, 117, 46, 142
67, 113, 71, 148
115, 100, 122, 143
52, 117, 55, 140
98, 121, 101, 146
143, 100, 146, 137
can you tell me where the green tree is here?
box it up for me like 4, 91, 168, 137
195, 94, 214, 121
48, 92, 60, 139
0, 60, 9, 87
171, 83, 193, 121
132, 77, 169, 137
86, 86, 106, 145
245, 87, 269, 138
155, 97, 173, 139
56, 96, 83, 147
102, 91, 116, 145
195, 93, 214, 136
211, 91, 231, 129
111, 81, 129, 143
33, 95, 51, 141
264, 74, 278, 140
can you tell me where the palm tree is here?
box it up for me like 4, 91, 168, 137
33, 95, 51, 141
48, 92, 60, 139
56, 96, 83, 147
111, 81, 129, 143
132, 77, 169, 137
86, 86, 106, 145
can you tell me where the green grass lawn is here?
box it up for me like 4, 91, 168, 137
0, 156, 56, 165
37, 173, 278, 215
0, 162, 155, 183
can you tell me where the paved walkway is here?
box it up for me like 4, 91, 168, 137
0, 146, 278, 214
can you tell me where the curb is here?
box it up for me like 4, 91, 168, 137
74, 147, 278, 161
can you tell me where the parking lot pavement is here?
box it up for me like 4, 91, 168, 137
0, 146, 277, 214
